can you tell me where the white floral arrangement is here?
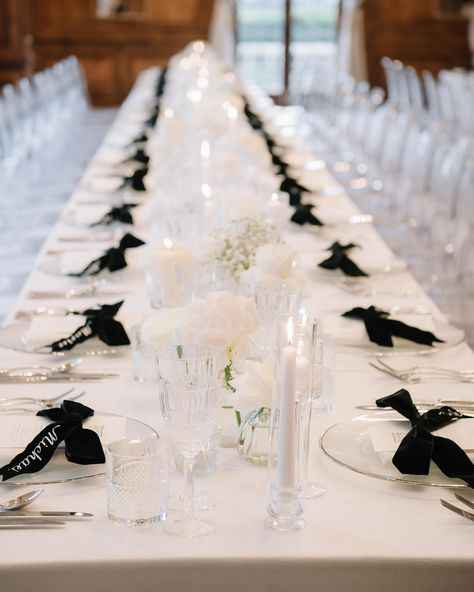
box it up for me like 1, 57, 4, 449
206, 217, 281, 284
241, 242, 307, 290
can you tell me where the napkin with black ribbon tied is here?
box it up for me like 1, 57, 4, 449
126, 149, 149, 165
0, 400, 105, 482
68, 232, 145, 277
290, 203, 323, 226
376, 389, 474, 487
46, 301, 130, 353
342, 305, 444, 347
319, 242, 368, 277
122, 167, 148, 192
280, 177, 311, 206
90, 203, 138, 227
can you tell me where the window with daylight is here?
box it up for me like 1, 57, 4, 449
236, 0, 340, 101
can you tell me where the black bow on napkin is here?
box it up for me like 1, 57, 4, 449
69, 232, 145, 277
342, 306, 444, 347
90, 203, 138, 227
376, 389, 474, 487
47, 300, 130, 353
127, 149, 149, 165
319, 242, 368, 277
0, 400, 105, 482
132, 132, 148, 144
280, 177, 311, 206
290, 203, 323, 226
122, 167, 148, 192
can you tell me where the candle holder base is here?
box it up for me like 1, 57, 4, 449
264, 515, 306, 532
265, 484, 305, 532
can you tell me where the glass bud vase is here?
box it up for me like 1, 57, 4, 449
237, 407, 272, 465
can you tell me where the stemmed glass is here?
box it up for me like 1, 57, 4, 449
159, 373, 219, 537
156, 344, 223, 512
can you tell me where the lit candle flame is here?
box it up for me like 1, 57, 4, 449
163, 107, 174, 119
201, 183, 212, 200
192, 40, 205, 53
227, 106, 238, 121
163, 238, 173, 250
187, 89, 202, 103
271, 192, 279, 202
200, 140, 210, 160
287, 317, 294, 347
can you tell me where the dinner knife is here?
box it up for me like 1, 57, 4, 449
0, 511, 93, 519
0, 516, 66, 526
357, 403, 474, 411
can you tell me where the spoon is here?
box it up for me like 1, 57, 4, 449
0, 358, 83, 378
0, 488, 44, 511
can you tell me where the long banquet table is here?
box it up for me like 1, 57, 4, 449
1, 65, 473, 592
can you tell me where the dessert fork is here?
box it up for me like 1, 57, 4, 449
0, 388, 84, 408
440, 494, 474, 521
369, 360, 474, 384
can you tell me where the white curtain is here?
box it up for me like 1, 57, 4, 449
209, 0, 236, 69
337, 0, 368, 81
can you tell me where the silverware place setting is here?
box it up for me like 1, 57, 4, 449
0, 388, 85, 411
369, 359, 474, 384
27, 279, 123, 300
0, 359, 117, 383
440, 494, 474, 522
0, 489, 93, 528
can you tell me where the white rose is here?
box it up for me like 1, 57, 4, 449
255, 243, 296, 278
140, 307, 183, 345
232, 358, 274, 411
174, 291, 261, 356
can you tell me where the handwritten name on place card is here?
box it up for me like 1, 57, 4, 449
0, 415, 127, 448
370, 419, 474, 453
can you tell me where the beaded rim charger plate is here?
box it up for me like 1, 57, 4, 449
320, 412, 470, 488
0, 414, 157, 486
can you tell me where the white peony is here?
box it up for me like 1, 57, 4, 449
140, 307, 184, 345
173, 291, 261, 359
232, 358, 274, 411
242, 243, 305, 289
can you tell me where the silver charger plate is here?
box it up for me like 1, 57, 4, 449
320, 412, 471, 488
0, 319, 128, 357
0, 414, 158, 486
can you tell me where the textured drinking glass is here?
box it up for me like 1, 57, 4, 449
106, 436, 169, 527
159, 375, 219, 537
156, 344, 223, 384
131, 324, 158, 383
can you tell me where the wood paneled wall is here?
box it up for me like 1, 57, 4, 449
0, 0, 215, 105
30, 0, 215, 105
0, 0, 31, 86
363, 0, 471, 88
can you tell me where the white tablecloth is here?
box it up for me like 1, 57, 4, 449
1, 69, 473, 592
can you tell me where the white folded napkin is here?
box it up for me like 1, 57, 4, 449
23, 316, 85, 349
60, 251, 103, 275
72, 205, 110, 227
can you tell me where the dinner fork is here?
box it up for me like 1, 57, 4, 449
0, 388, 84, 408
369, 360, 474, 384
440, 494, 474, 521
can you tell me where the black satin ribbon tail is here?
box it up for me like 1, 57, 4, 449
376, 389, 474, 487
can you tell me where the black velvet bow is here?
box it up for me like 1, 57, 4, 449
342, 305, 444, 347
123, 167, 148, 191
290, 203, 323, 226
319, 242, 368, 277
48, 301, 130, 352
126, 149, 149, 165
156, 67, 167, 98
145, 109, 159, 128
272, 153, 290, 174
280, 177, 311, 206
68, 232, 145, 277
0, 400, 105, 482
376, 389, 474, 487
132, 132, 148, 144
90, 203, 138, 227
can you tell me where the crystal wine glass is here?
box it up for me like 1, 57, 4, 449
159, 374, 219, 537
